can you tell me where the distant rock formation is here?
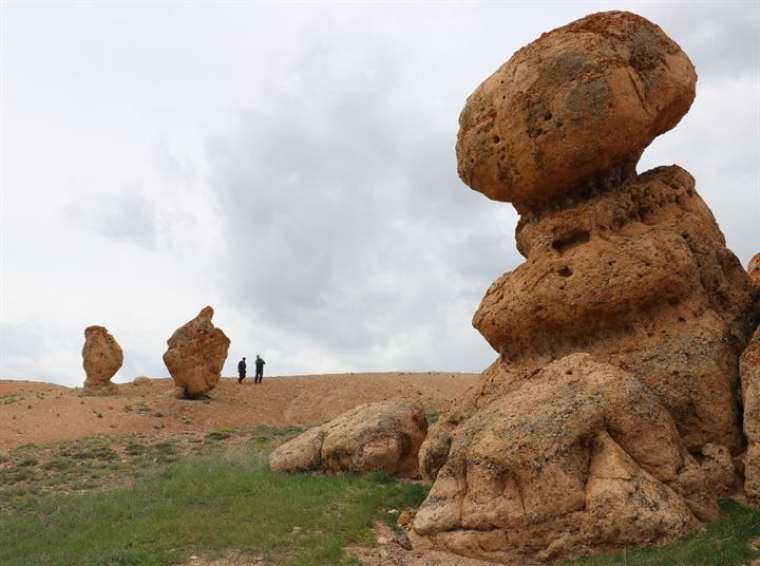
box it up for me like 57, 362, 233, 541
163, 306, 230, 399
81, 326, 123, 396
270, 399, 427, 478
414, 11, 758, 563
132, 376, 152, 386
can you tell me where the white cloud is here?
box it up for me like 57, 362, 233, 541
1, 2, 757, 385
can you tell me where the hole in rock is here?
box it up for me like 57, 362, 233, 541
557, 266, 573, 277
552, 229, 590, 254
544, 112, 553, 120
493, 135, 501, 143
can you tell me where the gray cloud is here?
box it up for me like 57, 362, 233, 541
65, 186, 158, 250
644, 2, 760, 80
207, 34, 510, 371
206, 4, 758, 374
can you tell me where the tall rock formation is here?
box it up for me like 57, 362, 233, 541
81, 325, 123, 396
413, 11, 757, 563
163, 306, 230, 399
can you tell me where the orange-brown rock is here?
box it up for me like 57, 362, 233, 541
411, 355, 715, 563
270, 399, 427, 478
742, 328, 760, 500
163, 306, 230, 399
419, 8, 758, 563
456, 11, 696, 210
748, 253, 760, 287
473, 165, 753, 453
81, 325, 123, 396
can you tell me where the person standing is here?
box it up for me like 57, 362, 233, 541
237, 357, 247, 384
254, 355, 266, 384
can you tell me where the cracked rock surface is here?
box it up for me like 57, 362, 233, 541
413, 355, 716, 564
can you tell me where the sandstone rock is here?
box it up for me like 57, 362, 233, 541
81, 326, 123, 396
270, 399, 427, 478
742, 328, 760, 500
163, 306, 230, 399
699, 443, 736, 496
132, 376, 152, 386
412, 355, 715, 563
418, 8, 758, 563
748, 253, 760, 287
457, 11, 696, 210
473, 165, 753, 452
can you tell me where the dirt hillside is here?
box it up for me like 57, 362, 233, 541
0, 372, 477, 450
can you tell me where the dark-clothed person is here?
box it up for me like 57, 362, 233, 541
254, 355, 266, 384
237, 357, 247, 384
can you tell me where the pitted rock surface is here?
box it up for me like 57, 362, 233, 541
742, 328, 760, 500
473, 165, 752, 452
748, 253, 760, 287
163, 306, 230, 399
270, 399, 427, 478
456, 11, 696, 210
81, 326, 123, 396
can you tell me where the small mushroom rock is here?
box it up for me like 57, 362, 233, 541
81, 325, 123, 396
163, 306, 230, 399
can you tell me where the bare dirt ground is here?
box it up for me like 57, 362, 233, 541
0, 372, 477, 450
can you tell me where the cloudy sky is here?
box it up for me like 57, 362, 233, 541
1, 1, 758, 386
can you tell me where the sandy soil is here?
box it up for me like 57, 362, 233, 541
0, 372, 477, 450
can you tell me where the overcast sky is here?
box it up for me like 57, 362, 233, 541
1, 1, 758, 386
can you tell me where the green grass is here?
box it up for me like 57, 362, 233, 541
6, 428, 760, 566
566, 498, 760, 565
0, 430, 427, 566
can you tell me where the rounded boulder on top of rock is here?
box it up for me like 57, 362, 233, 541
81, 326, 123, 396
456, 11, 696, 210
163, 306, 230, 399
269, 398, 428, 478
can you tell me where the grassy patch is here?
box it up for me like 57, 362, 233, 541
0, 452, 428, 566
566, 498, 760, 565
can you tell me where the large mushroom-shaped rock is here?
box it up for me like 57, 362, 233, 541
411, 355, 716, 563
163, 306, 230, 399
81, 325, 123, 396
457, 11, 696, 210
419, 9, 757, 563
270, 399, 427, 478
